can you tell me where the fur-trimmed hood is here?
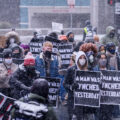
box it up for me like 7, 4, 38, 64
5, 31, 20, 48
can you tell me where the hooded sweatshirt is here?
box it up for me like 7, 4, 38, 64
75, 51, 88, 70
101, 26, 118, 46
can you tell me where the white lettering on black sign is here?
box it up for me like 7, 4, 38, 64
46, 77, 60, 106
101, 70, 120, 105
74, 70, 100, 107
58, 43, 73, 69
30, 40, 43, 56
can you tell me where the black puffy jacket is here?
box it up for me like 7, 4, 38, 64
63, 65, 77, 99
9, 64, 40, 99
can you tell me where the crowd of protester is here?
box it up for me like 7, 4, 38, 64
0, 20, 119, 120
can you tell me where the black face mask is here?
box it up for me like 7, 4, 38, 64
69, 38, 74, 42
25, 66, 35, 75
12, 53, 20, 58
109, 32, 115, 38
44, 51, 52, 59
24, 51, 28, 55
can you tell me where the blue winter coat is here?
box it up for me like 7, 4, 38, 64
35, 53, 59, 78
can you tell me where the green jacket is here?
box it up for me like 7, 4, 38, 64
101, 26, 119, 46
11, 93, 58, 120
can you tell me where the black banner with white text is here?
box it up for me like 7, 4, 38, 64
74, 71, 101, 107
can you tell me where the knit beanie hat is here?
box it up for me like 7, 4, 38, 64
20, 44, 30, 50
24, 52, 35, 66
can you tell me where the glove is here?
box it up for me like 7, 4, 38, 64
71, 83, 79, 90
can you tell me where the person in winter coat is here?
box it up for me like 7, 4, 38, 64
94, 52, 115, 120
11, 78, 58, 120
9, 52, 40, 99
98, 44, 106, 54
106, 42, 118, 70
101, 26, 119, 46
30, 30, 44, 43
0, 36, 7, 51
64, 51, 96, 120
5, 31, 20, 48
20, 44, 30, 56
35, 41, 59, 78
80, 43, 98, 71
59, 30, 68, 43
48, 32, 58, 40
94, 53, 108, 71
10, 44, 24, 65
66, 32, 75, 44
94, 35, 100, 49
11, 44, 24, 59
0, 49, 18, 96
83, 20, 94, 41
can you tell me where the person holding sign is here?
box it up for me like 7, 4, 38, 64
95, 53, 115, 120
80, 43, 98, 71
35, 41, 59, 78
106, 42, 119, 70
64, 51, 95, 120
95, 53, 108, 71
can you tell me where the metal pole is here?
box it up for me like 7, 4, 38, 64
70, 12, 73, 31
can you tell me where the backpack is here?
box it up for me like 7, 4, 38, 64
13, 100, 48, 120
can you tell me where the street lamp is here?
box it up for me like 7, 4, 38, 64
67, 0, 75, 31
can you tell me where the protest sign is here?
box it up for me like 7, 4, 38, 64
52, 22, 63, 33
0, 93, 15, 120
74, 70, 101, 107
101, 70, 120, 105
46, 77, 60, 106
30, 37, 44, 57
58, 43, 73, 69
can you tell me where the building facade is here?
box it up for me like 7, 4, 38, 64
0, 0, 115, 34
20, 0, 90, 29
0, 0, 20, 28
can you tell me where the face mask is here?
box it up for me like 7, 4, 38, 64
109, 49, 115, 54
86, 51, 94, 57
69, 38, 74, 42
99, 59, 107, 67
101, 50, 105, 53
4, 59, 12, 65
24, 51, 28, 55
89, 55, 94, 63
25, 66, 36, 76
36, 34, 41, 39
95, 42, 99, 44
79, 59, 86, 66
44, 51, 52, 59
26, 66, 35, 71
109, 32, 115, 38
10, 38, 15, 44
12, 53, 20, 58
